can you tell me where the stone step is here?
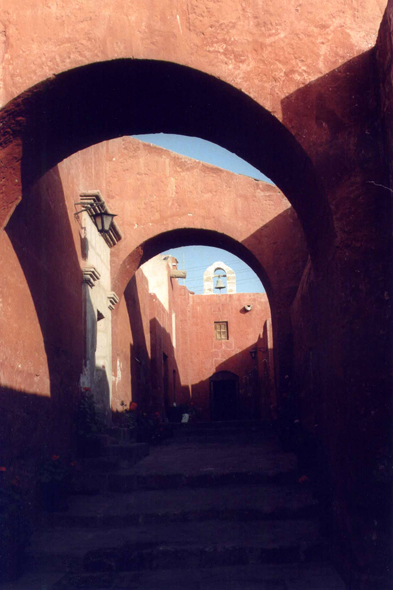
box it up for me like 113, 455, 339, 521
104, 441, 298, 492
47, 485, 317, 528
102, 442, 149, 462
27, 520, 325, 574
170, 421, 263, 435
105, 427, 135, 444
107, 467, 297, 492
171, 424, 269, 443
71, 444, 149, 494
0, 563, 348, 590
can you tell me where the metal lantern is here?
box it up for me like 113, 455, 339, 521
92, 210, 117, 234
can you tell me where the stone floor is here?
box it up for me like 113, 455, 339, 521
2, 424, 348, 589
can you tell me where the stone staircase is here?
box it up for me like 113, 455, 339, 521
7, 423, 347, 589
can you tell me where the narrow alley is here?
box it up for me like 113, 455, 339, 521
0, 1, 392, 588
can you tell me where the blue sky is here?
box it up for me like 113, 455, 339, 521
134, 133, 272, 183
133, 134, 268, 294
163, 246, 264, 295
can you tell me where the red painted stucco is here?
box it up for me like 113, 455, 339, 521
114, 256, 272, 423
186, 292, 271, 421
0, 0, 392, 584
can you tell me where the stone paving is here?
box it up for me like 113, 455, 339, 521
2, 424, 348, 589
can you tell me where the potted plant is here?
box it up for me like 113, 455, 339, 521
77, 388, 105, 458
119, 400, 138, 440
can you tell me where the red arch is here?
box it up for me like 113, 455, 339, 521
113, 227, 274, 308
0, 59, 335, 264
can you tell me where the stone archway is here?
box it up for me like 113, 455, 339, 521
111, 228, 276, 409
0, 59, 334, 267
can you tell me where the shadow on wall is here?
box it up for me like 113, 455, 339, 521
124, 275, 150, 411
282, 50, 391, 587
149, 316, 187, 415
3, 166, 84, 459
0, 387, 53, 474
190, 335, 272, 423
114, 207, 309, 420
83, 286, 111, 421
116, 274, 188, 419
281, 50, 386, 199
241, 205, 308, 401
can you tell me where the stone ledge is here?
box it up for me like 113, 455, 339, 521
82, 266, 101, 288
108, 291, 120, 311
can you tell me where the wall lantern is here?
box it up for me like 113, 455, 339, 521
74, 202, 117, 234
92, 209, 117, 234
249, 346, 268, 359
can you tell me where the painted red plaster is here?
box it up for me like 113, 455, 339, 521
0, 0, 383, 119
0, 1, 391, 584
186, 292, 271, 421
0, 232, 49, 396
114, 256, 272, 423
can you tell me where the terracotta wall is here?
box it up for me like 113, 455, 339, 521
0, 167, 84, 474
113, 257, 185, 417
288, 14, 393, 580
114, 256, 272, 422
103, 137, 306, 401
0, 0, 383, 120
187, 292, 271, 421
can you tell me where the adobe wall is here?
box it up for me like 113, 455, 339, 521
50, 135, 306, 404
0, 167, 85, 475
0, 2, 391, 580
188, 292, 271, 421
102, 137, 307, 399
114, 254, 272, 422
0, 0, 383, 120
377, 0, 393, 188
288, 38, 392, 581
113, 270, 152, 414
114, 256, 187, 418
0, 134, 303, 468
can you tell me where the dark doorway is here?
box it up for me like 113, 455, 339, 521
210, 371, 239, 421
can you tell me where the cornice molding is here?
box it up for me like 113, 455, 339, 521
108, 291, 120, 311
82, 266, 101, 288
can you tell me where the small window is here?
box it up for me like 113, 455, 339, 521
214, 321, 228, 341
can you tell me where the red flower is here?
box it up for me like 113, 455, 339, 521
52, 455, 60, 461
0, 466, 6, 472
298, 475, 310, 484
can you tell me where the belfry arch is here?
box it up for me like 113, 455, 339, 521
203, 262, 236, 294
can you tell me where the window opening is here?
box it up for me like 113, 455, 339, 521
214, 321, 228, 341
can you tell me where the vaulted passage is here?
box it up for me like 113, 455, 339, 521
0, 4, 392, 586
